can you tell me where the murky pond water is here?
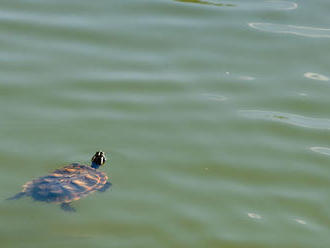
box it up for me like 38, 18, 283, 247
1, 0, 330, 247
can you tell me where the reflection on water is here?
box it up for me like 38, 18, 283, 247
304, 72, 329, 81
247, 213, 262, 219
224, 71, 255, 81
310, 147, 330, 156
264, 1, 298, 10
237, 75, 255, 81
174, 0, 235, 7
249, 23, 330, 38
175, 0, 297, 10
294, 219, 307, 225
2, 0, 330, 247
240, 110, 330, 130
202, 93, 227, 102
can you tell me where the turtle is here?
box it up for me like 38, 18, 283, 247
7, 151, 111, 212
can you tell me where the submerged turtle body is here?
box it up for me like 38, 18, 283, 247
8, 151, 111, 212
23, 163, 109, 203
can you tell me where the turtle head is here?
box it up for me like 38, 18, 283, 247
91, 151, 107, 169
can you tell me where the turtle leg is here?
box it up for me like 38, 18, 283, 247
7, 192, 26, 200
98, 181, 112, 193
60, 202, 76, 212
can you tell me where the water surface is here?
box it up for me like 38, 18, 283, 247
1, 0, 330, 247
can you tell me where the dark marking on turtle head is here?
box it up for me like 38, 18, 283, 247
91, 151, 107, 169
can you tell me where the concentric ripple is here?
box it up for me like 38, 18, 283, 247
249, 23, 330, 38
239, 110, 330, 130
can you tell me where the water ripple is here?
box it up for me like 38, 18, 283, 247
249, 0, 297, 10
239, 110, 330, 130
0, 9, 98, 30
294, 218, 307, 225
249, 23, 330, 38
174, 0, 297, 10
264, 1, 297, 10
238, 75, 255, 81
247, 212, 262, 219
310, 147, 330, 156
174, 0, 235, 7
224, 72, 256, 81
304, 72, 329, 81
202, 93, 227, 102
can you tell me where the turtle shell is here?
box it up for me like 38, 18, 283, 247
22, 163, 108, 203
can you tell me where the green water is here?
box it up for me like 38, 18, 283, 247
1, 0, 330, 247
